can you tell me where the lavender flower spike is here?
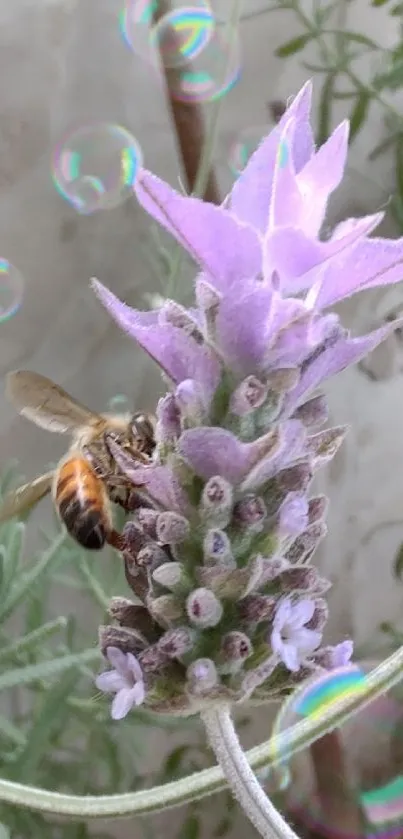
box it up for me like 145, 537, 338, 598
91, 81, 403, 718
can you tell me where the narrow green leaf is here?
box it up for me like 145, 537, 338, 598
0, 617, 67, 663
11, 670, 78, 781
317, 74, 336, 145
0, 648, 100, 691
162, 745, 194, 780
0, 531, 66, 622
341, 31, 379, 48
391, 2, 403, 13
275, 34, 312, 57
178, 815, 200, 839
369, 134, 397, 161
372, 0, 390, 5
395, 141, 403, 201
0, 715, 27, 747
349, 91, 371, 141
77, 554, 109, 611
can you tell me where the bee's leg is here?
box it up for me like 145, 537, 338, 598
82, 444, 109, 478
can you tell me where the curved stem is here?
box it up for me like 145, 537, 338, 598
1, 646, 403, 817
201, 706, 298, 839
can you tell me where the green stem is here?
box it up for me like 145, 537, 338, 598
1, 647, 403, 818
202, 706, 299, 839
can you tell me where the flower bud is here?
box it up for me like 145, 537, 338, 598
148, 594, 183, 626
123, 522, 148, 557
195, 277, 221, 340
200, 476, 234, 529
240, 654, 278, 698
220, 631, 252, 674
233, 495, 267, 530
279, 566, 318, 592
260, 556, 290, 584
203, 529, 235, 568
158, 627, 195, 658
159, 300, 204, 344
186, 588, 223, 628
277, 462, 313, 493
153, 561, 183, 590
266, 367, 300, 393
278, 493, 309, 537
136, 542, 168, 571
305, 598, 329, 631
156, 511, 190, 545
186, 658, 219, 695
308, 495, 328, 524
239, 594, 277, 624
99, 624, 146, 658
230, 376, 269, 416
175, 379, 205, 423
156, 394, 181, 444
294, 394, 328, 428
139, 644, 168, 673
307, 426, 348, 469
285, 521, 327, 564
137, 507, 159, 539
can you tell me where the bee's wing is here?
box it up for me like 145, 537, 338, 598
0, 472, 53, 522
6, 371, 102, 434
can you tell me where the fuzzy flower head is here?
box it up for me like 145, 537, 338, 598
91, 81, 403, 718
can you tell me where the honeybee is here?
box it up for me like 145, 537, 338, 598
0, 371, 155, 550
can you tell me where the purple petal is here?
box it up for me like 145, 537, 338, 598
92, 280, 220, 396
95, 670, 127, 693
280, 641, 300, 672
263, 214, 383, 294
279, 493, 309, 536
241, 420, 305, 491
111, 687, 137, 720
131, 681, 146, 706
330, 640, 354, 668
216, 283, 274, 375
126, 652, 143, 682
179, 427, 279, 484
273, 597, 292, 628
134, 170, 262, 291
106, 646, 131, 677
313, 237, 403, 309
290, 599, 315, 629
296, 121, 349, 237
229, 81, 313, 232
293, 627, 322, 655
271, 627, 285, 658
282, 321, 403, 416
268, 118, 305, 232
106, 442, 189, 512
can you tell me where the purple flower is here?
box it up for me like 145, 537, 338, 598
95, 646, 145, 719
271, 598, 322, 672
86, 81, 403, 713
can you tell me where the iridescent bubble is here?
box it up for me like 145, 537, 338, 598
120, 0, 159, 63
269, 665, 403, 838
168, 19, 240, 103
107, 394, 131, 413
52, 124, 143, 215
151, 3, 214, 70
228, 125, 267, 178
0, 260, 24, 322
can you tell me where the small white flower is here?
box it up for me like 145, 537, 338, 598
271, 597, 322, 672
95, 646, 145, 720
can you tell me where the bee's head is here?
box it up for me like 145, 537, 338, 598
129, 413, 156, 453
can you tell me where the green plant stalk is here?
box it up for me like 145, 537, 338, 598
1, 646, 403, 818
202, 706, 299, 839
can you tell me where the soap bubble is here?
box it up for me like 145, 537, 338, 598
0, 259, 24, 322
52, 124, 143, 214
120, 0, 159, 63
228, 125, 267, 177
108, 394, 131, 413
152, 2, 214, 70
167, 19, 240, 103
269, 664, 403, 838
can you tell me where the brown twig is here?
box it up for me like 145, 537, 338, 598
309, 731, 366, 838
152, 0, 220, 204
